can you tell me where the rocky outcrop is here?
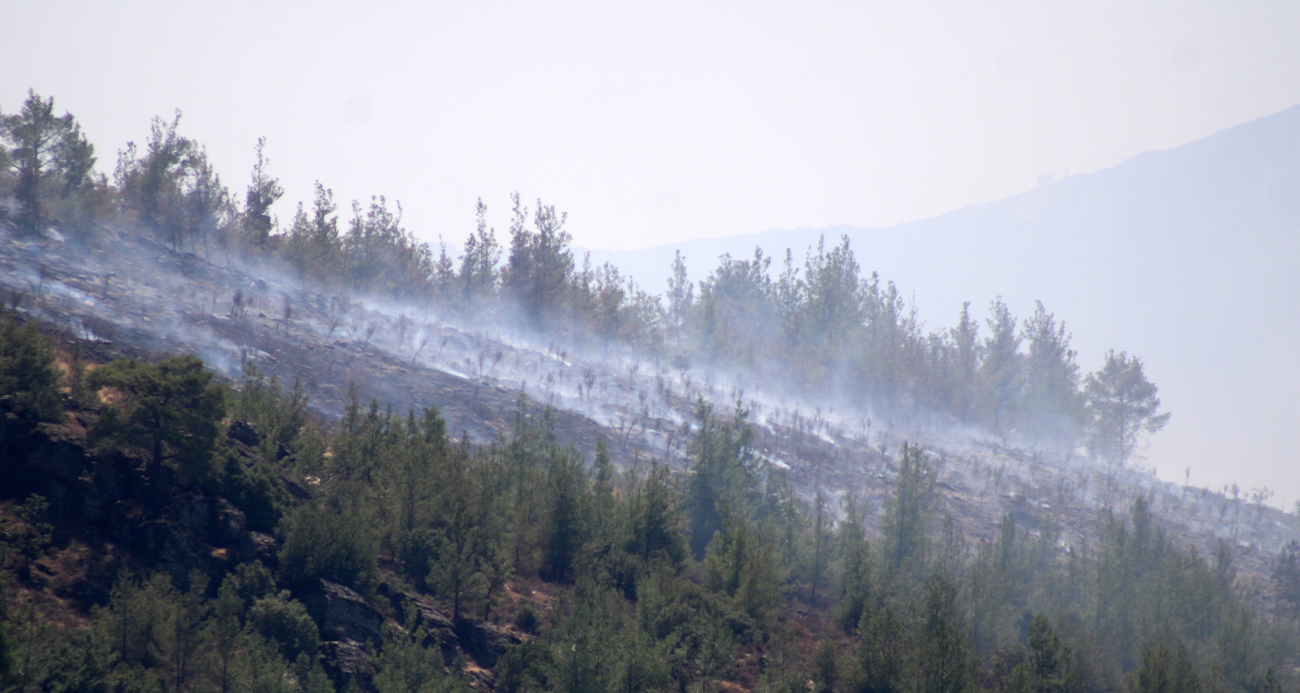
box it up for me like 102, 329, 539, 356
377, 579, 522, 668
319, 640, 376, 688
304, 579, 386, 645
0, 409, 299, 594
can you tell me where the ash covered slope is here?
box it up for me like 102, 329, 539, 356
4, 224, 1298, 582
587, 104, 1300, 502
0, 229, 620, 461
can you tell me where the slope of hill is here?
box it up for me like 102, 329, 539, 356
583, 104, 1300, 503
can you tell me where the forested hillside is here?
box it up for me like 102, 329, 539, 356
3, 311, 1299, 692
3, 90, 1300, 693
3, 90, 1168, 462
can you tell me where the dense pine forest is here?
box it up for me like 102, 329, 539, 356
3, 91, 1299, 692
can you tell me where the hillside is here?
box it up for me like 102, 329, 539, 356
583, 104, 1300, 503
3, 91, 1300, 692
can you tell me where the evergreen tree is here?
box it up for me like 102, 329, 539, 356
1019, 301, 1083, 444
1274, 540, 1300, 619
459, 197, 501, 303
0, 312, 63, 424
912, 575, 975, 693
503, 193, 574, 326
980, 298, 1022, 436
243, 137, 285, 253
1128, 641, 1201, 693
854, 607, 904, 693
1083, 351, 1170, 466
882, 443, 935, 578
88, 355, 226, 483
282, 182, 342, 279
948, 302, 980, 425
0, 90, 96, 235
666, 249, 694, 344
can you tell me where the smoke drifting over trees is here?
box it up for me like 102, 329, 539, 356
7, 90, 1294, 693
3, 91, 1163, 460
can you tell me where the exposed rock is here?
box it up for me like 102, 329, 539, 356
246, 531, 279, 565
214, 497, 247, 545
377, 578, 521, 668
304, 579, 385, 646
377, 580, 456, 648
0, 399, 299, 605
319, 639, 376, 689
226, 420, 261, 448
454, 617, 521, 668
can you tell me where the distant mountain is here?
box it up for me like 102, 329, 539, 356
582, 105, 1300, 503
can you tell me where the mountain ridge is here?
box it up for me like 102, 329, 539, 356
582, 103, 1300, 504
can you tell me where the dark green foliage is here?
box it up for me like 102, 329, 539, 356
685, 400, 756, 559
1019, 302, 1083, 444
0, 90, 97, 236
88, 354, 226, 483
278, 502, 378, 589
495, 640, 552, 693
914, 575, 976, 693
1274, 540, 1300, 618
812, 639, 839, 693
0, 311, 62, 424
514, 602, 540, 634
231, 560, 279, 606
702, 514, 779, 629
373, 623, 462, 693
882, 443, 935, 578
852, 606, 905, 693
626, 461, 687, 566
993, 616, 1081, 693
243, 137, 284, 253
503, 192, 574, 326
342, 196, 435, 300
214, 446, 291, 533
114, 111, 235, 254
637, 567, 752, 690
232, 362, 312, 464
2, 601, 104, 692
0, 332, 1285, 693
970, 514, 1035, 653
12, 493, 53, 558
247, 593, 319, 661
1128, 640, 1201, 693
541, 446, 589, 583
837, 493, 873, 633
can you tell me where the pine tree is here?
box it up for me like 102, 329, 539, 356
0, 312, 63, 424
979, 298, 1022, 436
0, 90, 96, 236
1019, 301, 1083, 445
1083, 351, 1170, 466
243, 137, 284, 253
87, 355, 226, 483
882, 443, 935, 578
666, 249, 694, 344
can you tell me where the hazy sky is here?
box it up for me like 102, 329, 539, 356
4, 1, 1300, 251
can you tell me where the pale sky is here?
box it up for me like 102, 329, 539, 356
4, 0, 1300, 251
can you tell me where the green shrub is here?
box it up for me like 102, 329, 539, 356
213, 449, 289, 533
247, 593, 319, 661
279, 502, 377, 589
87, 355, 225, 484
0, 312, 62, 424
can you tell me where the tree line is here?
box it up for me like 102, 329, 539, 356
1, 311, 1296, 692
0, 90, 1170, 464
